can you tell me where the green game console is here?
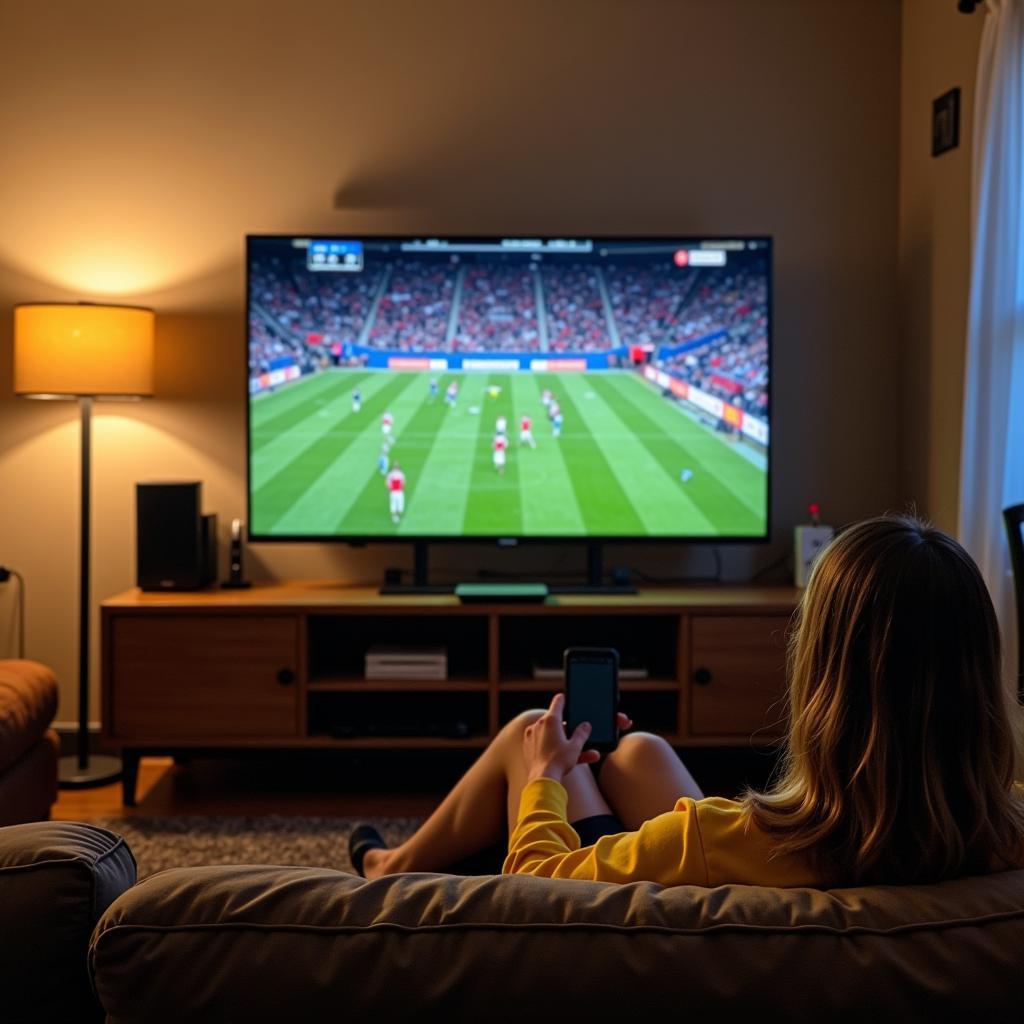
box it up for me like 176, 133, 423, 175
454, 583, 550, 604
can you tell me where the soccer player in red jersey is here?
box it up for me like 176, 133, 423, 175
492, 433, 508, 475
386, 461, 405, 523
520, 414, 535, 448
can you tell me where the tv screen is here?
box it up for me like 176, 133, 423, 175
247, 235, 770, 541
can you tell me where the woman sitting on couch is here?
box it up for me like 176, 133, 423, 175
351, 515, 1024, 887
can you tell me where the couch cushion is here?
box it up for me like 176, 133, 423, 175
91, 864, 1024, 1023
0, 821, 136, 1024
0, 660, 59, 775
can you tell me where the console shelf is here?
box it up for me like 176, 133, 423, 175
498, 679, 680, 692
102, 582, 798, 804
307, 679, 490, 692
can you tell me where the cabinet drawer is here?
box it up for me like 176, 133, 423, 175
689, 615, 790, 738
111, 615, 300, 739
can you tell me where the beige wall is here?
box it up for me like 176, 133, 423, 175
0, 0, 903, 723
898, 0, 984, 532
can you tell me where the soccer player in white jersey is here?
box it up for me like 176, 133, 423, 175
496, 415, 507, 435
541, 389, 552, 408
445, 381, 458, 408
352, 387, 362, 413
386, 461, 406, 523
382, 410, 394, 445
492, 433, 508, 475
520, 414, 536, 448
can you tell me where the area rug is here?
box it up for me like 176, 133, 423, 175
90, 815, 423, 879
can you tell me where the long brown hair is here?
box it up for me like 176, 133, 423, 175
744, 514, 1024, 885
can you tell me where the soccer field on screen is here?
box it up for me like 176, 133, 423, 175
249, 369, 767, 538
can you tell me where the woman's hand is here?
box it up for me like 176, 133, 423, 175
523, 694, 634, 785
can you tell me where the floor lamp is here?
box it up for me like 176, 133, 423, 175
14, 302, 155, 787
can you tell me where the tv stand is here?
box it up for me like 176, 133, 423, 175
101, 582, 799, 805
548, 541, 636, 596
379, 541, 454, 595
380, 540, 636, 595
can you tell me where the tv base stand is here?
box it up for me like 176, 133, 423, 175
379, 540, 637, 595
380, 541, 454, 595
551, 541, 637, 594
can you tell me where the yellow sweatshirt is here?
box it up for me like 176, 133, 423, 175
502, 777, 820, 887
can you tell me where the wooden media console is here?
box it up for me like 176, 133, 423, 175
101, 583, 799, 804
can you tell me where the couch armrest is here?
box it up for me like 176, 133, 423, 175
0, 729, 59, 827
0, 660, 59, 775
0, 821, 136, 1023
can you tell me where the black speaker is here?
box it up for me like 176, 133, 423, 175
136, 482, 217, 591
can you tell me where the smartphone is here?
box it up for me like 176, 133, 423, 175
563, 647, 620, 755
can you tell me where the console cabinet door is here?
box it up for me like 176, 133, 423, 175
111, 615, 300, 739
688, 615, 790, 738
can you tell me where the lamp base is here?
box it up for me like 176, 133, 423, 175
58, 753, 122, 789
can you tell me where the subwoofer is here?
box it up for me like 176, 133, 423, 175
136, 482, 217, 591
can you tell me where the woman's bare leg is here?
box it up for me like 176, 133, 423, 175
363, 710, 611, 878
596, 732, 704, 831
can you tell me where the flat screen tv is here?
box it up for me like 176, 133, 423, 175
247, 235, 771, 542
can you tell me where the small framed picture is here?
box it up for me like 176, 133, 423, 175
932, 88, 960, 157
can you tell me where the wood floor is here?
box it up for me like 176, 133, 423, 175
53, 759, 173, 820
52, 752, 460, 821
52, 746, 779, 822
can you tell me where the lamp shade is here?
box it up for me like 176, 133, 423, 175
14, 303, 155, 398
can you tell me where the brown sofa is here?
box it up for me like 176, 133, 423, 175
2, 820, 1023, 1022
0, 660, 59, 825
0, 820, 136, 1023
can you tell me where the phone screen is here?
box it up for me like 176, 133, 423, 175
566, 656, 617, 745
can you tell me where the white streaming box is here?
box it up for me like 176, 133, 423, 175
365, 646, 448, 680
794, 525, 834, 588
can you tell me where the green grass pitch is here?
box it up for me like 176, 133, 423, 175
249, 369, 767, 538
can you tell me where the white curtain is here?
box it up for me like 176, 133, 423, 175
960, 0, 1024, 690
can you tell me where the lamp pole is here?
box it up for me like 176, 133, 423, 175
77, 395, 91, 770
60, 393, 121, 786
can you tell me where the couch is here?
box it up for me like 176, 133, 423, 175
2, 819, 1023, 1023
0, 660, 59, 825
